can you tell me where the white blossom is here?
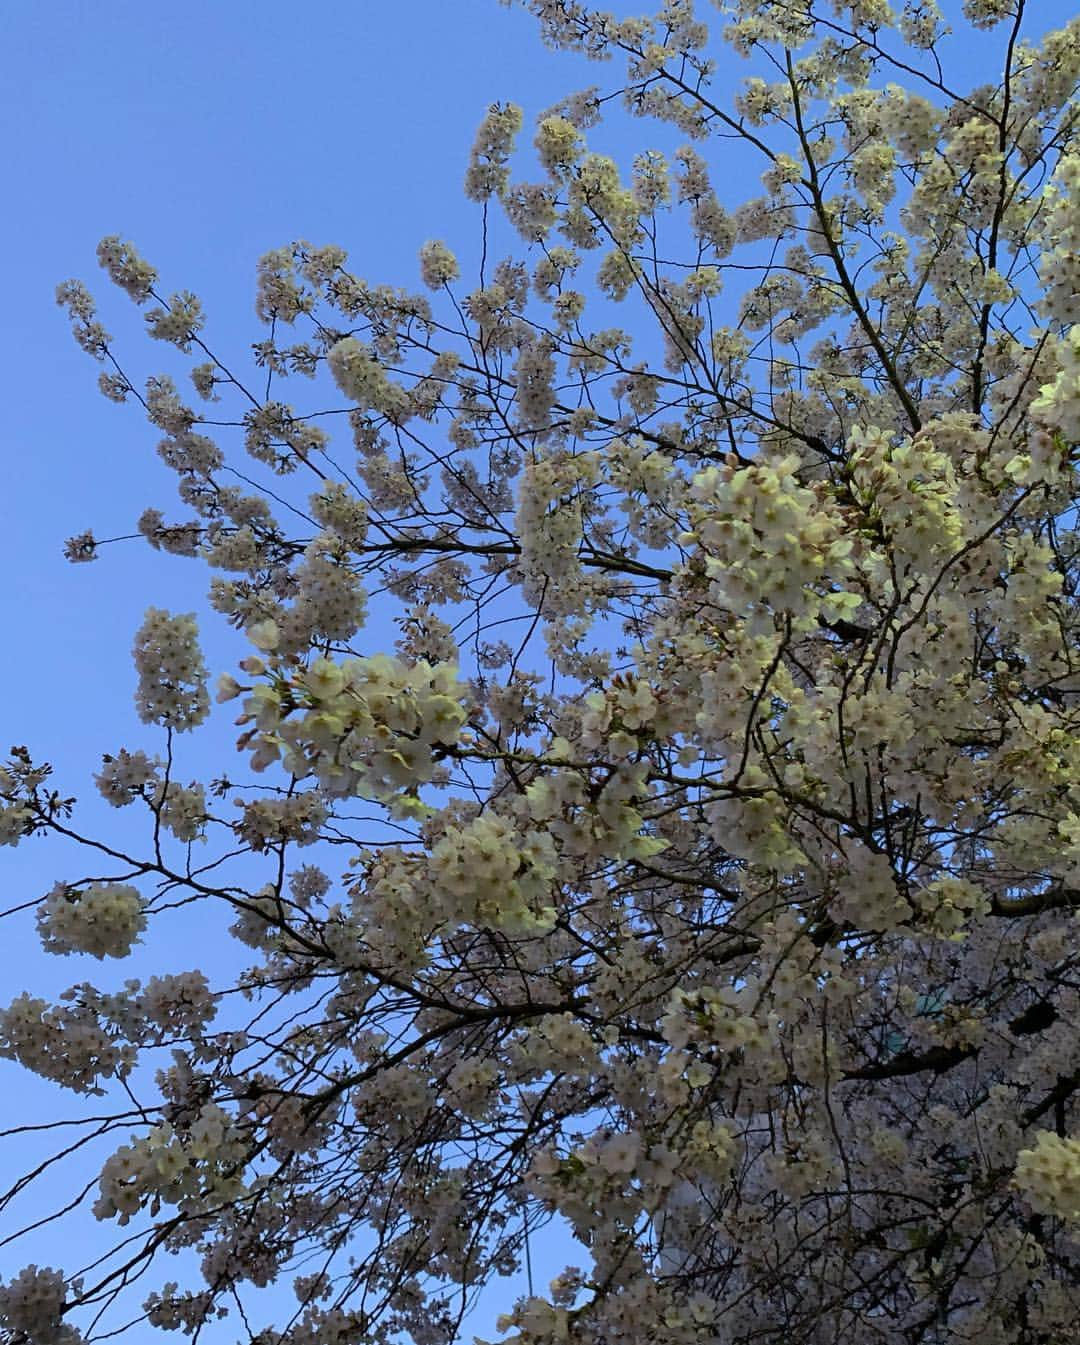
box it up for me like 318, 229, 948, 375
37, 883, 146, 960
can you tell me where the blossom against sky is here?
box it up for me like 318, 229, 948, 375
3, 2, 1080, 1341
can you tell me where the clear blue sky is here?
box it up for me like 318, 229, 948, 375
1, 0, 1077, 1339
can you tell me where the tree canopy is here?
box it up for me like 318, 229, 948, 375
5, 1, 1080, 1342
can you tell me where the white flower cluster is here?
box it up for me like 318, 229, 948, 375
226, 883, 288, 950
515, 450, 602, 616
514, 335, 556, 430
144, 289, 205, 350
606, 436, 682, 548
839, 673, 916, 756
1013, 1130, 1080, 1222
96, 235, 156, 302
0, 990, 136, 1093
203, 524, 262, 574
55, 278, 110, 358
141, 970, 216, 1033
0, 794, 32, 846
309, 481, 368, 549
910, 876, 992, 939
289, 863, 331, 905
138, 507, 201, 557
396, 603, 459, 666
495, 1294, 577, 1345
190, 361, 218, 400
36, 882, 146, 960
0, 1265, 82, 1345
234, 793, 327, 852
274, 535, 369, 653
94, 749, 161, 807
1038, 153, 1080, 325
327, 337, 411, 423
255, 246, 313, 323
429, 812, 558, 933
660, 986, 768, 1055
464, 279, 521, 346
829, 842, 913, 933
345, 847, 430, 966
676, 147, 737, 253
689, 453, 855, 630
418, 240, 460, 290
154, 781, 207, 842
569, 153, 642, 251
98, 371, 130, 401
704, 769, 808, 875
963, 0, 1018, 28
133, 608, 210, 732
62, 528, 98, 562
847, 426, 970, 564
95, 1106, 247, 1225
535, 114, 583, 175
444, 1057, 499, 1117
158, 428, 223, 477
225, 647, 468, 801
509, 1012, 600, 1076
763, 1130, 844, 1200
1031, 327, 1080, 444
143, 373, 194, 434
242, 399, 329, 469
523, 743, 649, 853
504, 180, 559, 241
577, 1127, 643, 1176
143, 1284, 220, 1334
465, 101, 523, 200
736, 77, 792, 127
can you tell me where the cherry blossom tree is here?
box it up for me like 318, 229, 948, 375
5, 1, 1080, 1341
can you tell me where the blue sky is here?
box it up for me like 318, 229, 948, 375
1, 0, 1078, 1339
